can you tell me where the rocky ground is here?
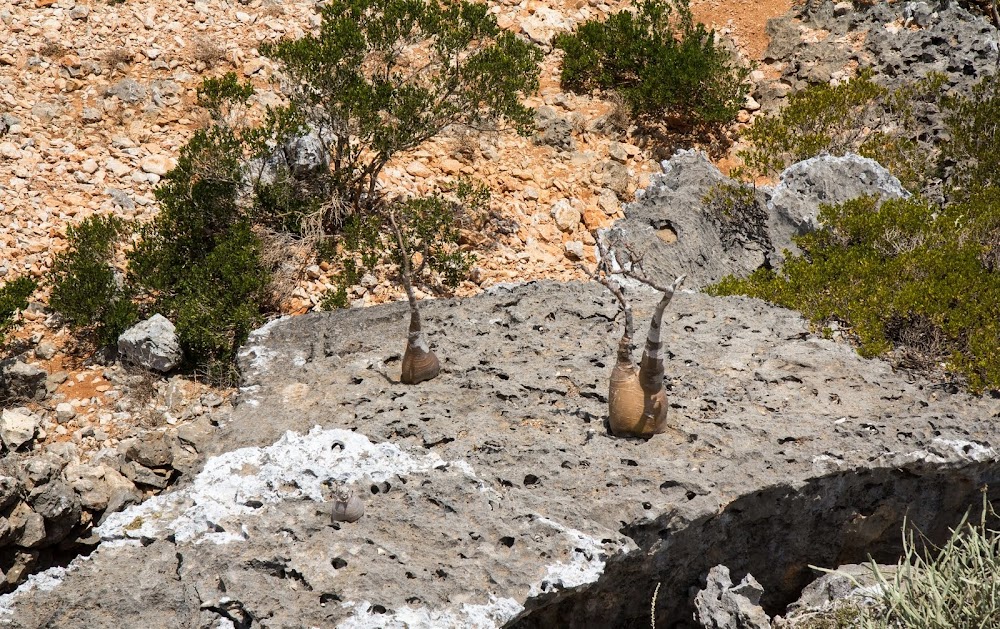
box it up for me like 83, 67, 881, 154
0, 0, 999, 626
0, 0, 793, 464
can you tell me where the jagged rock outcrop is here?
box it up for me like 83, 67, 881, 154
766, 153, 908, 257
693, 565, 771, 629
765, 0, 998, 91
1, 281, 998, 628
611, 150, 905, 289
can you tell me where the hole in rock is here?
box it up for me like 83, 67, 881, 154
523, 474, 540, 486
650, 219, 678, 244
320, 592, 341, 604
331, 558, 348, 570
499, 536, 516, 548
509, 462, 1000, 628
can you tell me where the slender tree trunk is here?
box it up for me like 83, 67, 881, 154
389, 210, 440, 385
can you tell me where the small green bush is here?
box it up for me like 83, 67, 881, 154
49, 215, 136, 346
735, 70, 945, 192
943, 73, 1000, 199
129, 122, 270, 380
48, 84, 271, 382
554, 0, 749, 131
0, 276, 36, 343
709, 192, 1000, 391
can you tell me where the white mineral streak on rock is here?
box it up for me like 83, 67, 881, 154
98, 427, 453, 544
0, 567, 69, 615
878, 438, 998, 467
236, 315, 290, 405
338, 596, 524, 629
528, 517, 620, 596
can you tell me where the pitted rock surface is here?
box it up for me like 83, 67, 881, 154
766, 1, 998, 91
1, 281, 999, 628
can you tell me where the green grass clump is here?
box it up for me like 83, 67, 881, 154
798, 495, 1000, 628
709, 192, 1000, 392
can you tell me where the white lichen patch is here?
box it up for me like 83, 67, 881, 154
236, 315, 290, 373
338, 595, 524, 629
527, 516, 625, 597
98, 426, 452, 544
0, 567, 68, 616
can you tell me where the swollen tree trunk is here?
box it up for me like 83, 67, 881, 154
608, 275, 684, 438
390, 212, 440, 385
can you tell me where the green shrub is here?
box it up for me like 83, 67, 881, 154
709, 192, 1000, 392
943, 73, 1000, 199
735, 70, 946, 192
49, 215, 136, 346
259, 0, 542, 230
129, 122, 270, 381
554, 0, 750, 131
0, 276, 36, 343
47, 83, 271, 381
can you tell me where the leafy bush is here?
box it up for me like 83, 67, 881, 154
48, 82, 271, 381
322, 180, 486, 309
0, 276, 36, 343
709, 192, 1000, 392
259, 0, 542, 230
129, 120, 270, 381
49, 215, 136, 346
943, 73, 1000, 199
554, 0, 750, 131
735, 70, 945, 192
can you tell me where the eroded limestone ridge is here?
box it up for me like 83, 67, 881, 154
1, 281, 997, 628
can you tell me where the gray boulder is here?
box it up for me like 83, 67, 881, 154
780, 563, 894, 622
284, 131, 328, 178
0, 474, 22, 510
124, 432, 174, 469
612, 149, 768, 290
613, 150, 912, 289
0, 409, 37, 451
118, 314, 183, 372
28, 480, 82, 545
764, 153, 909, 256
693, 565, 772, 629
64, 464, 139, 513
105, 78, 147, 104
535, 106, 576, 152
1, 360, 49, 401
